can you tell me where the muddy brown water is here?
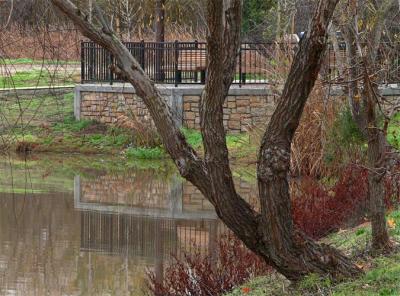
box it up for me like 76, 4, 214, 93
0, 154, 258, 295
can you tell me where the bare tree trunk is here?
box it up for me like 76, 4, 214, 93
338, 0, 396, 253
256, 1, 362, 277
363, 70, 391, 252
155, 0, 165, 43
154, 0, 165, 82
200, 0, 362, 281
88, 0, 93, 23
51, 0, 362, 281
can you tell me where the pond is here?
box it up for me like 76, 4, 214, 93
0, 154, 257, 295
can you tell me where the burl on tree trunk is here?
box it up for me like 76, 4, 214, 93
51, 0, 362, 281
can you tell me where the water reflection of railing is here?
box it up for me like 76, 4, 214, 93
80, 211, 221, 260
74, 174, 227, 261
73, 172, 255, 264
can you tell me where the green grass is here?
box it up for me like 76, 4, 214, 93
225, 210, 400, 296
125, 147, 166, 159
1, 58, 79, 65
1, 93, 137, 154
387, 113, 400, 149
181, 127, 252, 152
333, 253, 400, 296
182, 128, 203, 149
0, 69, 76, 88
1, 93, 74, 126
52, 115, 93, 133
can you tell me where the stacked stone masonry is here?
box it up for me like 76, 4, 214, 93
80, 91, 154, 126
183, 95, 276, 132
78, 86, 277, 133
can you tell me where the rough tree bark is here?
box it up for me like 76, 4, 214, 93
51, 0, 362, 281
154, 0, 165, 81
337, 0, 396, 252
363, 70, 391, 252
155, 0, 165, 43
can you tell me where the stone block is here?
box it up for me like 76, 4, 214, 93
185, 112, 196, 120
236, 99, 249, 107
185, 96, 200, 103
185, 121, 196, 129
228, 101, 236, 108
228, 120, 241, 130
230, 113, 241, 121
237, 106, 250, 114
223, 108, 231, 115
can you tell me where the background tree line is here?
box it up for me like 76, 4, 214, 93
0, 0, 323, 41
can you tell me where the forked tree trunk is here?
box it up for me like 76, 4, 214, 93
255, 2, 361, 277
51, 0, 362, 281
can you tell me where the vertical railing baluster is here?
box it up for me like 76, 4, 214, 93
239, 44, 242, 87
140, 40, 145, 70
109, 51, 113, 85
81, 41, 85, 83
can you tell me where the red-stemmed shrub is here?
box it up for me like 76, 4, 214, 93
148, 163, 400, 295
147, 235, 271, 296
292, 164, 369, 239
292, 163, 400, 239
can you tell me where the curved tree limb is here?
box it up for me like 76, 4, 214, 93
51, 0, 362, 281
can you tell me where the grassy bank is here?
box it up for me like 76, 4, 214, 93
226, 211, 400, 296
1, 93, 399, 162
1, 93, 138, 155
0, 69, 77, 88
0, 93, 255, 159
1, 58, 79, 65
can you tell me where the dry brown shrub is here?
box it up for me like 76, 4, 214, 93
248, 84, 341, 178
0, 25, 204, 64
291, 83, 342, 177
115, 114, 161, 147
0, 26, 82, 61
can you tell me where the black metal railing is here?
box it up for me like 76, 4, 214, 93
81, 41, 400, 86
81, 41, 294, 86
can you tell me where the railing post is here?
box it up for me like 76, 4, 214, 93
332, 45, 336, 81
109, 52, 114, 85
81, 41, 85, 83
89, 42, 95, 81
239, 44, 242, 87
174, 40, 179, 87
194, 39, 198, 83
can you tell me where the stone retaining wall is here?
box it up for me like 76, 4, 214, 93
75, 83, 400, 133
183, 95, 276, 132
75, 84, 275, 133
79, 91, 153, 125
